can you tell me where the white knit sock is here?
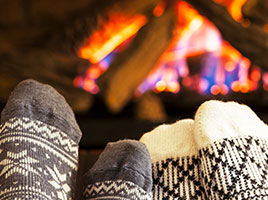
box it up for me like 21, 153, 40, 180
140, 119, 206, 199
194, 100, 268, 199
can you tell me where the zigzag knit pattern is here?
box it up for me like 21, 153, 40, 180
0, 117, 79, 200
199, 136, 268, 199
152, 156, 205, 200
83, 180, 152, 200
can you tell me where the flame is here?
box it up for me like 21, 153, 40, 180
153, 0, 166, 17
75, 13, 147, 94
79, 13, 147, 63
76, 0, 262, 97
137, 1, 260, 96
214, 0, 247, 21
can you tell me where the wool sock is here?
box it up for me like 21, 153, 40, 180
140, 119, 206, 199
83, 139, 152, 200
0, 79, 82, 200
194, 100, 268, 199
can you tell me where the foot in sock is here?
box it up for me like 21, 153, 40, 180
140, 119, 205, 199
83, 139, 152, 200
0, 79, 82, 200
194, 100, 268, 199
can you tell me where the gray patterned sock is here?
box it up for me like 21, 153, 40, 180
0, 79, 82, 200
83, 140, 152, 200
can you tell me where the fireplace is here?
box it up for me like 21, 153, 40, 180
0, 0, 268, 148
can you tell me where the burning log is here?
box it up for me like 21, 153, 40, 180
98, 8, 176, 113
44, 0, 158, 54
242, 0, 268, 25
135, 92, 167, 122
0, 49, 92, 113
184, 0, 268, 71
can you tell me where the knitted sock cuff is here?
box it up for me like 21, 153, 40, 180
152, 156, 205, 199
199, 136, 268, 199
83, 140, 152, 200
83, 180, 152, 200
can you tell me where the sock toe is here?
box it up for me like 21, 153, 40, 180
140, 119, 198, 163
1, 79, 82, 143
194, 100, 268, 148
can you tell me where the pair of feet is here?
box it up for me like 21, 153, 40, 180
0, 79, 151, 200
84, 97, 268, 199
140, 101, 268, 199
1, 79, 268, 200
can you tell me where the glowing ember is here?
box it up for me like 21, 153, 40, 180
79, 13, 147, 63
153, 0, 166, 17
263, 73, 268, 91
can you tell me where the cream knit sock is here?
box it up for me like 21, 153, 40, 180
140, 119, 205, 199
194, 100, 268, 199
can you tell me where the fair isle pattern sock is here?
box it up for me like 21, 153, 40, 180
0, 79, 82, 200
83, 140, 152, 200
194, 100, 268, 199
140, 119, 205, 200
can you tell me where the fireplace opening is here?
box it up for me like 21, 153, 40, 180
74, 0, 267, 113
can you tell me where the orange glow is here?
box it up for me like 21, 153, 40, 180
167, 81, 180, 93
220, 84, 229, 95
214, 0, 247, 21
176, 1, 204, 38
264, 84, 268, 91
220, 42, 241, 61
240, 83, 250, 93
264, 24, 268, 32
87, 66, 102, 79
153, 0, 166, 17
182, 77, 193, 87
79, 14, 147, 63
231, 81, 241, 92
225, 61, 236, 72
229, 0, 247, 21
84, 79, 96, 92
250, 67, 261, 82
155, 80, 166, 92
210, 85, 220, 95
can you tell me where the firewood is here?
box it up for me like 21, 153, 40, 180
184, 0, 268, 71
135, 92, 167, 122
0, 49, 92, 113
242, 0, 268, 25
98, 8, 176, 113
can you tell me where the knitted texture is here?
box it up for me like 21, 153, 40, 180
199, 136, 268, 199
152, 156, 204, 199
140, 119, 206, 200
0, 79, 82, 200
83, 140, 152, 200
194, 100, 268, 200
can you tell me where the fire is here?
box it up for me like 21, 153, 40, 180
76, 0, 263, 97
75, 13, 147, 94
137, 1, 260, 96
79, 13, 147, 63
213, 0, 247, 21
